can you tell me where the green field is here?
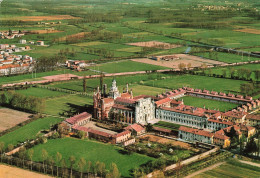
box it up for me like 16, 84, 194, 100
143, 75, 247, 94
181, 96, 239, 112
194, 160, 260, 178
193, 51, 260, 63
153, 121, 183, 131
201, 63, 260, 81
28, 137, 154, 177
16, 87, 66, 98
50, 73, 168, 92
0, 117, 63, 149
44, 95, 92, 116
0, 69, 95, 85
87, 60, 169, 73
118, 84, 165, 96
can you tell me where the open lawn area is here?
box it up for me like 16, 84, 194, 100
181, 96, 239, 112
44, 95, 92, 116
118, 84, 165, 96
153, 121, 183, 131
49, 73, 168, 93
0, 69, 95, 85
28, 137, 154, 177
16, 87, 66, 98
202, 63, 260, 81
87, 60, 169, 73
0, 117, 63, 149
143, 75, 247, 94
193, 159, 260, 178
193, 51, 260, 63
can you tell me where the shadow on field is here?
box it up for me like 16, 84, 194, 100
60, 103, 93, 117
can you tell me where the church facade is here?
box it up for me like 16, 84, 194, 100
93, 79, 155, 124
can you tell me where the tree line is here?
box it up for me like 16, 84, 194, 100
0, 91, 45, 113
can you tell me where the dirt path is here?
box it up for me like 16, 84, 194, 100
184, 162, 225, 178
0, 164, 52, 178
239, 160, 260, 168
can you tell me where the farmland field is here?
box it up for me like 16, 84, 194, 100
0, 108, 32, 132
87, 60, 169, 73
28, 137, 154, 177
0, 117, 63, 149
192, 51, 260, 63
201, 63, 260, 81
193, 159, 260, 178
16, 87, 66, 98
143, 75, 247, 94
181, 96, 239, 112
44, 95, 93, 116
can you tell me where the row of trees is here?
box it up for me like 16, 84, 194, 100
0, 91, 45, 113
36, 55, 67, 72
200, 67, 260, 81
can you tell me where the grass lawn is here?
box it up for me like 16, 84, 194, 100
193, 51, 260, 63
0, 69, 95, 85
143, 75, 247, 94
202, 64, 260, 81
0, 117, 63, 149
153, 121, 183, 131
16, 87, 66, 98
28, 137, 154, 177
87, 60, 169, 73
50, 73, 168, 92
181, 96, 239, 112
44, 95, 92, 116
118, 84, 165, 96
193, 159, 260, 178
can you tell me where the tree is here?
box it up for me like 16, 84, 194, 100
77, 131, 85, 139
245, 137, 258, 155
240, 83, 254, 95
69, 155, 76, 178
83, 75, 87, 93
41, 149, 48, 173
27, 149, 34, 170
0, 142, 4, 162
254, 70, 260, 81
61, 159, 67, 177
239, 134, 246, 154
46, 156, 54, 176
18, 147, 26, 167
78, 157, 86, 178
222, 69, 227, 78
178, 63, 186, 72
110, 163, 120, 178
87, 161, 92, 177
56, 152, 62, 177
7, 144, 14, 152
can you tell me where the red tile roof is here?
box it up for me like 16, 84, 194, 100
214, 133, 230, 140
125, 123, 145, 132
115, 97, 136, 104
155, 97, 172, 106
208, 118, 234, 126
65, 112, 92, 125
88, 128, 113, 138
113, 130, 131, 138
179, 126, 214, 137
246, 114, 260, 121
160, 107, 206, 117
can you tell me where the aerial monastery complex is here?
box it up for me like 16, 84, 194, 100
88, 79, 259, 147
